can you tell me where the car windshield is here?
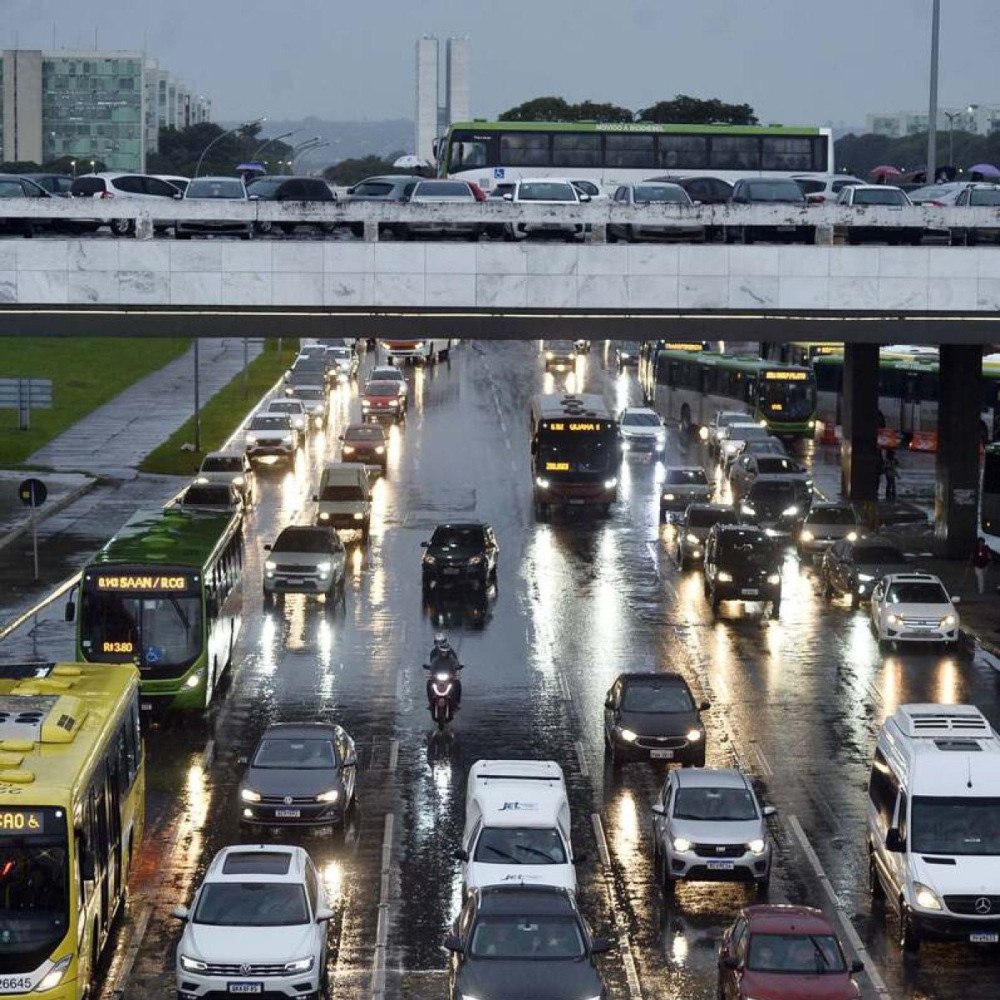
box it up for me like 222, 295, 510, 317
718, 413, 748, 428
807, 507, 856, 525
747, 933, 846, 974
622, 412, 661, 427
373, 368, 403, 380
911, 797, 1000, 855
474, 827, 567, 865
414, 181, 472, 198
294, 389, 325, 401
366, 383, 398, 397
970, 190, 1000, 206
731, 427, 771, 442
431, 527, 484, 549
852, 188, 908, 206
249, 416, 289, 431
274, 528, 332, 552
182, 486, 232, 505
247, 179, 281, 197
519, 182, 576, 202
886, 582, 949, 604
320, 483, 363, 501
201, 456, 242, 472
687, 508, 739, 528
634, 185, 687, 203
745, 180, 805, 202
747, 482, 799, 501
666, 469, 707, 486
344, 425, 385, 442
0, 822, 70, 968
469, 915, 584, 959
267, 402, 302, 414
186, 179, 244, 199
755, 458, 800, 475
194, 883, 309, 926
854, 546, 905, 565
253, 737, 336, 769
673, 786, 758, 821
622, 682, 694, 713
718, 536, 777, 567
328, 348, 351, 359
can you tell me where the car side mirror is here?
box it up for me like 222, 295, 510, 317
591, 935, 614, 954
170, 905, 189, 921
850, 959, 865, 974
453, 848, 469, 862
763, 805, 777, 818
343, 751, 357, 767
604, 695, 615, 710
502, 193, 513, 201
173, 192, 183, 200
651, 803, 666, 817
722, 955, 740, 971
952, 595, 961, 605
248, 194, 260, 201
64, 601, 76, 622
312, 495, 319, 503
443, 933, 464, 953
346, 186, 356, 195
885, 828, 905, 852
699, 700, 711, 711
315, 907, 334, 923
264, 543, 272, 551
420, 541, 429, 548
578, 193, 591, 203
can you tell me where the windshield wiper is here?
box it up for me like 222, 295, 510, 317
512, 845, 563, 864
809, 936, 830, 971
481, 845, 522, 864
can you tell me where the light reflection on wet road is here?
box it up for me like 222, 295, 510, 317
4, 339, 1000, 999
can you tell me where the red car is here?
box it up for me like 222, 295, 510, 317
718, 905, 862, 1000
361, 380, 406, 423
340, 421, 388, 470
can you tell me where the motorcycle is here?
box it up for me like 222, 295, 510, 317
423, 659, 463, 730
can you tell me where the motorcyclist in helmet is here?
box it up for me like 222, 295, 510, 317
426, 633, 463, 707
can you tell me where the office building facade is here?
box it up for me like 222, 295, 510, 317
866, 105, 1000, 139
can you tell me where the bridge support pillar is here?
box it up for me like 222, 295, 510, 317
840, 343, 879, 502
935, 344, 982, 557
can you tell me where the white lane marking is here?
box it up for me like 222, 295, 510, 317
371, 812, 394, 1000
787, 815, 892, 1000
395, 670, 405, 701
388, 738, 399, 774
575, 740, 590, 778
557, 672, 572, 702
201, 739, 215, 769
644, 540, 661, 582
591, 813, 642, 1000
750, 741, 773, 779
108, 902, 152, 998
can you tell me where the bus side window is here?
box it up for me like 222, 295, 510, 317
132, 696, 143, 768
116, 724, 130, 795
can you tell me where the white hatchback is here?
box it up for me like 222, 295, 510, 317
870, 572, 961, 649
174, 844, 332, 1000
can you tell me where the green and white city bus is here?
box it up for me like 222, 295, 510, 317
70, 508, 244, 712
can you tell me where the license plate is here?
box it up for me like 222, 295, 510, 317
443, 568, 461, 575
707, 861, 735, 871
741, 588, 759, 597
569, 499, 585, 505
140, 701, 152, 712
0, 975, 33, 992
285, 579, 303, 586
228, 986, 263, 995
776, 225, 795, 232
650, 749, 674, 759
971, 932, 999, 944
275, 808, 301, 819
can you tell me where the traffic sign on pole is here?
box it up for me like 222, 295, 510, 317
17, 478, 46, 581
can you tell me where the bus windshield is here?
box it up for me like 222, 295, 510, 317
761, 378, 816, 420
0, 826, 70, 972
538, 432, 615, 474
81, 591, 202, 672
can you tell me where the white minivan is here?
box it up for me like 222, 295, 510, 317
456, 759, 578, 893
868, 703, 1000, 953
313, 463, 372, 539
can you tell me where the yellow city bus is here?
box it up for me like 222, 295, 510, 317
0, 662, 143, 999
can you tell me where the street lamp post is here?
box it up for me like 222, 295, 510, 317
251, 129, 297, 162
69, 160, 76, 177
944, 110, 960, 168
194, 116, 266, 177
926, 0, 941, 184
294, 142, 330, 173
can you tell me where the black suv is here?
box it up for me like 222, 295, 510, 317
422, 522, 499, 590
246, 175, 335, 234
725, 177, 815, 245
821, 536, 909, 607
739, 478, 811, 537
703, 524, 782, 618
604, 672, 709, 767
445, 885, 612, 1000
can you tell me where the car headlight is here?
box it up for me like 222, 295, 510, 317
280, 433, 293, 444
699, 426, 709, 440
887, 613, 901, 625
265, 560, 276, 571
362, 399, 371, 408
319, 512, 330, 521
468, 555, 483, 565
240, 788, 261, 803
232, 475, 245, 486
342, 445, 355, 454
748, 838, 766, 856
423, 555, 436, 565
179, 954, 208, 973
858, 573, 874, 582
618, 728, 638, 743
663, 493, 676, 501
245, 433, 258, 444
621, 440, 631, 452
316, 789, 340, 803
672, 837, 692, 853
686, 729, 702, 742
604, 477, 618, 489
375, 446, 385, 454
195, 476, 209, 484
741, 505, 756, 516
800, 530, 814, 542
767, 573, 781, 585
847, 531, 858, 542
317, 561, 332, 575
352, 511, 364, 520
620, 352, 630, 360
283, 957, 315, 973
941, 614, 956, 628
782, 506, 799, 517
913, 881, 943, 910
655, 431, 666, 442
535, 477, 550, 489
35, 954, 72, 990
388, 399, 398, 407
717, 571, 733, 582
686, 533, 699, 544
546, 351, 554, 359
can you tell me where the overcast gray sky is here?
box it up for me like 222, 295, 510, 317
6, 0, 998, 129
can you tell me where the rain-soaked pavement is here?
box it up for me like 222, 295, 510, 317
3, 339, 1000, 1000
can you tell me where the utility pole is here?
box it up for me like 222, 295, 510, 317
926, 0, 941, 184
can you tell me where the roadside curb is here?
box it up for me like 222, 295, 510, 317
961, 626, 1000, 659
0, 476, 97, 555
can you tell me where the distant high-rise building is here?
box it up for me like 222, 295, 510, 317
414, 35, 471, 165
866, 105, 1000, 138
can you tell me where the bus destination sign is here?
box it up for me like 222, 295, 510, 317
92, 573, 194, 593
546, 422, 603, 432
764, 370, 809, 381
0, 810, 46, 834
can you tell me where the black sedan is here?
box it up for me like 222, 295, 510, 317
703, 524, 783, 618
604, 672, 708, 767
421, 522, 499, 590
446, 885, 612, 1000
821, 536, 910, 607
238, 722, 357, 832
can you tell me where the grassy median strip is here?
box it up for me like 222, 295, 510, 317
0, 337, 188, 467
139, 339, 298, 477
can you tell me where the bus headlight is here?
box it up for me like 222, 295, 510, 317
535, 477, 550, 489
36, 954, 72, 991
185, 670, 204, 689
604, 478, 618, 489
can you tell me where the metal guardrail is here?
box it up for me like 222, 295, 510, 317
1, 197, 998, 240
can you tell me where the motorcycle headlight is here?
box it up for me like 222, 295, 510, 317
240, 788, 261, 803
316, 789, 339, 803
913, 881, 943, 911
748, 838, 766, 856
767, 573, 781, 585
435, 672, 451, 683
535, 477, 550, 489
604, 477, 618, 489
36, 954, 72, 990
672, 837, 692, 853
686, 729, 702, 742
283, 957, 315, 973
782, 506, 799, 517
717, 571, 733, 582
618, 728, 638, 743
179, 954, 208, 973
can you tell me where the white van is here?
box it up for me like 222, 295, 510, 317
379, 338, 452, 364
457, 760, 577, 893
868, 703, 1000, 953
313, 463, 372, 538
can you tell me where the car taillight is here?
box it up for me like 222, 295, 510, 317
928, 200, 945, 207
99, 190, 114, 199
808, 194, 825, 203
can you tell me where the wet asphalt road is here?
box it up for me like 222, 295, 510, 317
3, 340, 1000, 1000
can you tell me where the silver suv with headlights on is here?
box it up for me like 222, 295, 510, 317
263, 526, 346, 607
651, 767, 776, 893
660, 466, 713, 520
245, 414, 301, 468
